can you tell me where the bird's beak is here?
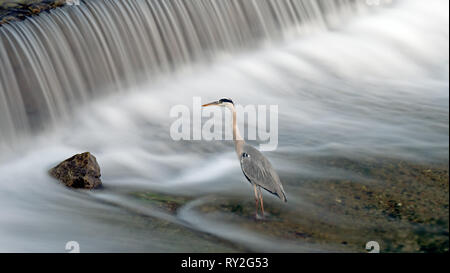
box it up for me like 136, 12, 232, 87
202, 101, 220, 107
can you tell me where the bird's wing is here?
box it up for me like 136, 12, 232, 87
240, 145, 287, 202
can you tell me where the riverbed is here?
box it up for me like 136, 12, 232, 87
0, 0, 448, 252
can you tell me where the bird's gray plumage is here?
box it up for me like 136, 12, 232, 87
240, 144, 287, 202
202, 98, 287, 218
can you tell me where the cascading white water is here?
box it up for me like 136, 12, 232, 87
0, 0, 448, 252
0, 0, 366, 152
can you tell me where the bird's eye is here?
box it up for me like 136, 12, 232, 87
242, 153, 250, 158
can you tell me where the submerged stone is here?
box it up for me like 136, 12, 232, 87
135, 192, 192, 213
49, 152, 102, 189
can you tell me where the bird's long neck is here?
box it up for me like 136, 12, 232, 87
231, 106, 244, 156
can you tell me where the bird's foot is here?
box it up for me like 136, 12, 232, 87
254, 213, 264, 221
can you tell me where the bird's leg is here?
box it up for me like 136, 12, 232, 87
253, 184, 259, 219
258, 187, 265, 219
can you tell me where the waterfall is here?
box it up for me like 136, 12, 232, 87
0, 0, 367, 151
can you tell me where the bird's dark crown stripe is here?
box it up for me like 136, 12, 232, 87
220, 98, 234, 104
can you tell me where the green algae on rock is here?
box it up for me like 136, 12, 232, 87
134, 192, 192, 213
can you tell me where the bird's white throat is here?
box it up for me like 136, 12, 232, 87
226, 103, 245, 157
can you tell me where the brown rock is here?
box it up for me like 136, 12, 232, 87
49, 152, 102, 189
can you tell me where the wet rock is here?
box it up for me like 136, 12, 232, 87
49, 152, 102, 189
28, 3, 50, 14
0, 0, 69, 26
0, 15, 18, 24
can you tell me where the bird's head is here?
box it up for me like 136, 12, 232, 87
202, 98, 234, 109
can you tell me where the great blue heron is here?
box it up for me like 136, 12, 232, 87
202, 98, 287, 219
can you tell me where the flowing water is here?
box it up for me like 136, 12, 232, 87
0, 0, 448, 252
